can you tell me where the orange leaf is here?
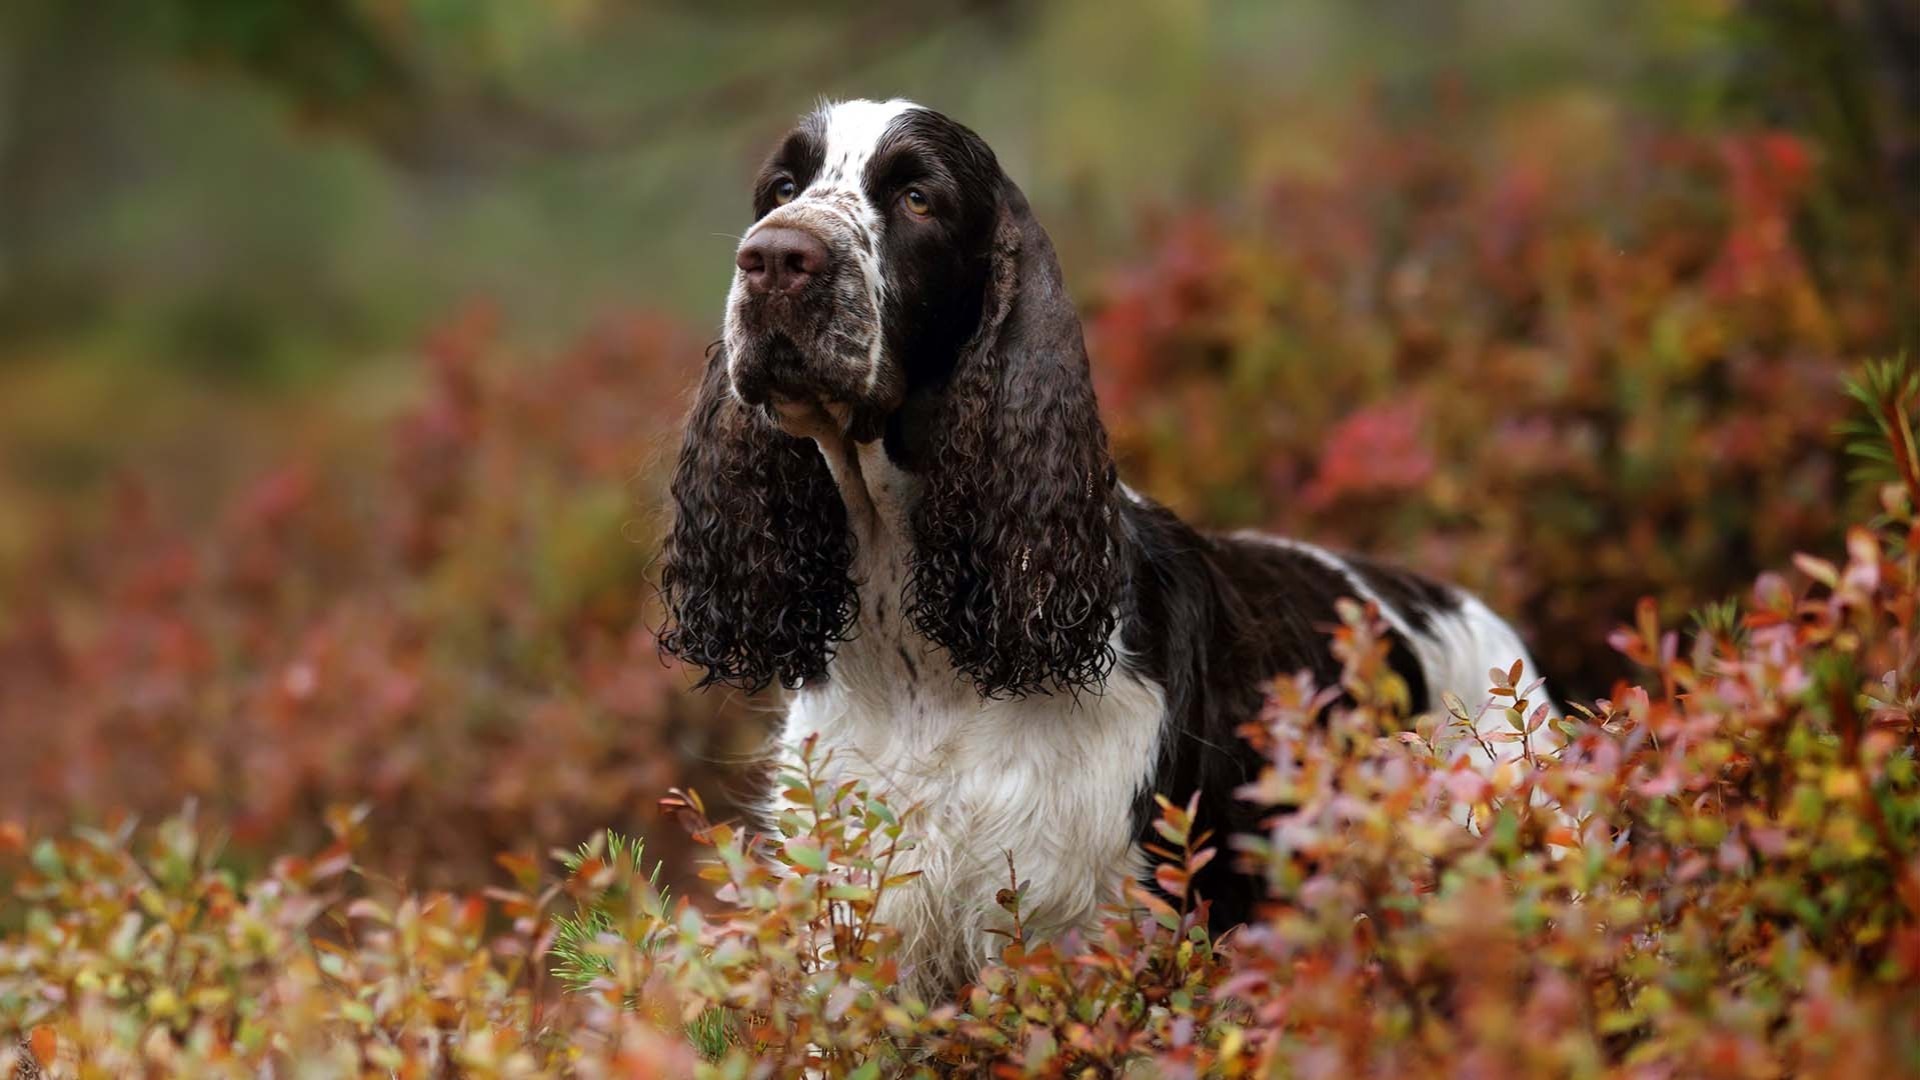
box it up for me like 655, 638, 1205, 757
1154, 864, 1190, 899
28, 1026, 56, 1065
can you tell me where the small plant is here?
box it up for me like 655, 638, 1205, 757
549, 829, 736, 1059
549, 830, 672, 994
1, 81, 1917, 1072
1840, 351, 1920, 494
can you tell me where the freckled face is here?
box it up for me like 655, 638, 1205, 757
723, 100, 1002, 437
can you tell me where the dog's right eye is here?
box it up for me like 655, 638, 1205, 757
773, 179, 798, 205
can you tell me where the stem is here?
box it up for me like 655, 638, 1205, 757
1882, 394, 1920, 509
1828, 675, 1920, 919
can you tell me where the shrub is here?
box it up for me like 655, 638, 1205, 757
3, 78, 1917, 1075
0, 97, 1905, 889
1085, 108, 1881, 697
6, 360, 1920, 1077
0, 308, 747, 888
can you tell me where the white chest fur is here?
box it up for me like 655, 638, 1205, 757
770, 439, 1165, 997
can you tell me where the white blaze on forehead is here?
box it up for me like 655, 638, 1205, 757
811, 97, 921, 190
799, 98, 922, 392
728, 98, 923, 398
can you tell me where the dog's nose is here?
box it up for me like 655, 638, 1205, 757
737, 227, 829, 295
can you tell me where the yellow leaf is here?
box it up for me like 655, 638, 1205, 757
1823, 769, 1863, 800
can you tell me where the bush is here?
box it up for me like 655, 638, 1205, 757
4, 78, 1918, 1075
1, 97, 1901, 886
6, 361, 1920, 1075
1085, 107, 1881, 697
0, 308, 747, 888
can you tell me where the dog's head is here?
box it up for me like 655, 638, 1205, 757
661, 100, 1120, 696
722, 99, 1003, 437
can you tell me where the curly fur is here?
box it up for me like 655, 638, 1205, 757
652, 100, 1559, 991
904, 185, 1122, 697
656, 348, 858, 691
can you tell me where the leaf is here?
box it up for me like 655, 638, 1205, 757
785, 842, 828, 873
1792, 553, 1839, 588
28, 1026, 56, 1066
1154, 864, 1190, 899
345, 898, 390, 923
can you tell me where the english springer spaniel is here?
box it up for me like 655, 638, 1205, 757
658, 99, 1549, 996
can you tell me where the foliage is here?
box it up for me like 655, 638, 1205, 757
1085, 109, 1892, 697
5, 7, 1920, 1073
0, 308, 741, 886
549, 830, 669, 995
3, 362, 1920, 1075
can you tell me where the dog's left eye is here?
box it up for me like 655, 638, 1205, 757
773, 179, 798, 205
903, 189, 932, 216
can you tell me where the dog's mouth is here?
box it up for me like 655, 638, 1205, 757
728, 286, 895, 414
729, 324, 899, 445
729, 332, 818, 407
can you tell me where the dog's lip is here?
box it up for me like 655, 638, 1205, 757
737, 290, 823, 318
770, 396, 842, 421
733, 364, 837, 411
764, 386, 859, 415
746, 376, 859, 417
764, 395, 859, 445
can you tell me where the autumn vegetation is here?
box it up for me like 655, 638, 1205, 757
5, 1, 1920, 1075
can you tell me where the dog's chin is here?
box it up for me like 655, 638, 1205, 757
729, 331, 898, 443
766, 398, 854, 443
730, 340, 825, 404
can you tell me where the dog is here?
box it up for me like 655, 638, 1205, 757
657, 99, 1550, 997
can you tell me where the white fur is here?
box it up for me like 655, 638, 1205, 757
1236, 535, 1555, 763
772, 489, 1551, 996
735, 104, 1559, 997
811, 98, 919, 194
726, 99, 919, 394
773, 438, 1163, 1000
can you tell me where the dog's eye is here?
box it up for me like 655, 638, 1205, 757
773, 179, 798, 205
903, 189, 932, 216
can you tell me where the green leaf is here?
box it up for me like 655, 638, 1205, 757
786, 842, 828, 872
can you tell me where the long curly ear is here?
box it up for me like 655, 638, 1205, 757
656, 349, 857, 692
906, 182, 1121, 697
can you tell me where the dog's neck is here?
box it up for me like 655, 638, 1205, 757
775, 399, 914, 547
796, 408, 933, 701
822, 437, 914, 554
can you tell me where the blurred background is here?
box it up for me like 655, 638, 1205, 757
0, 0, 1915, 886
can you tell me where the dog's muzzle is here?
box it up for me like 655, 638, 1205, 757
726, 214, 888, 413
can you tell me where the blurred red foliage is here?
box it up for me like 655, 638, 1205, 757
0, 103, 1909, 895
1086, 110, 1886, 697
0, 307, 747, 886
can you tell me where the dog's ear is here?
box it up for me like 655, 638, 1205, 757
905, 181, 1121, 697
657, 349, 857, 691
